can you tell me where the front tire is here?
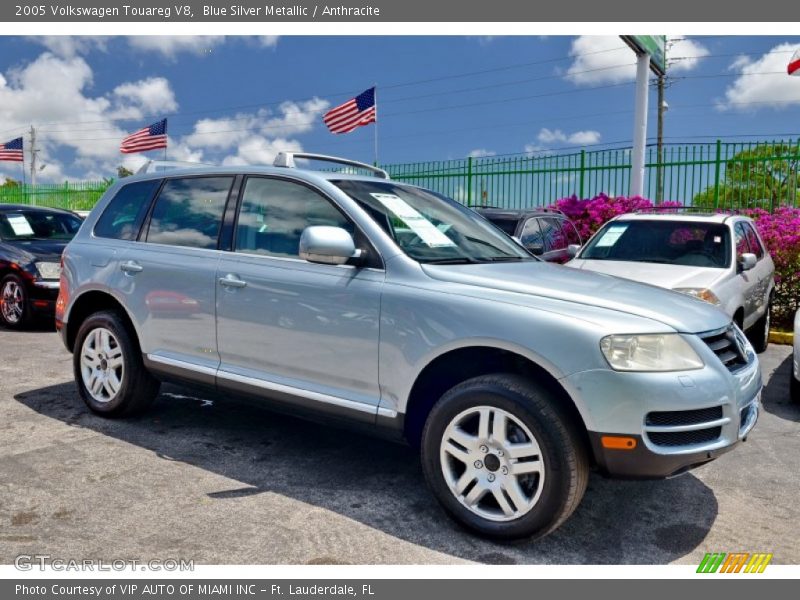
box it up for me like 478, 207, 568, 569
421, 374, 588, 540
0, 274, 30, 329
73, 310, 160, 417
791, 360, 800, 403
748, 303, 770, 354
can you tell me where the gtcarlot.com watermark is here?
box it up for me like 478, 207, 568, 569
14, 555, 194, 572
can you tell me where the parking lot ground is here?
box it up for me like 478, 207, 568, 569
1, 324, 798, 565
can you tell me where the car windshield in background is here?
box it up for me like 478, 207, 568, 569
581, 220, 732, 269
0, 211, 82, 241
332, 180, 532, 264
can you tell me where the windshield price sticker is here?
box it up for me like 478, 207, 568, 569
595, 223, 629, 248
370, 193, 456, 247
7, 214, 34, 236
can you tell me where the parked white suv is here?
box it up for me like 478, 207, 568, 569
567, 212, 775, 353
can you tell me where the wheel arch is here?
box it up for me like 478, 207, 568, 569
402, 344, 591, 455
64, 289, 141, 354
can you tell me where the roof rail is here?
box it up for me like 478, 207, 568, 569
273, 152, 390, 179
633, 206, 739, 216
136, 160, 213, 174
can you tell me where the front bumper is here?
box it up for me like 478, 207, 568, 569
27, 280, 60, 316
562, 334, 762, 479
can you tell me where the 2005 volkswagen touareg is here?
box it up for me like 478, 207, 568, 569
57, 153, 761, 540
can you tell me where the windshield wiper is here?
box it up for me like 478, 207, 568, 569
481, 255, 527, 262
421, 257, 481, 265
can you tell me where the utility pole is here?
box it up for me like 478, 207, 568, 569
656, 74, 665, 204
29, 125, 38, 206
630, 52, 650, 198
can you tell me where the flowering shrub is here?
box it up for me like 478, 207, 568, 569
551, 194, 682, 239
551, 195, 800, 329
743, 207, 800, 327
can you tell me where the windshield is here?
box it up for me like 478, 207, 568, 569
332, 180, 532, 264
0, 211, 82, 242
581, 219, 731, 269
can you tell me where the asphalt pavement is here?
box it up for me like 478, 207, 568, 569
1, 324, 798, 564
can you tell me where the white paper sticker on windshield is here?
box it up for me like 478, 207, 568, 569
7, 215, 34, 236
370, 193, 456, 247
595, 223, 629, 248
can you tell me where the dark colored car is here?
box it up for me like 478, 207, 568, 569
476, 207, 581, 263
0, 205, 82, 328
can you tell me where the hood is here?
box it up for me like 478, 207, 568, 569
1, 238, 68, 264
566, 259, 725, 290
420, 261, 729, 334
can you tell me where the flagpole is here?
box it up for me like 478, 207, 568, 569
373, 84, 378, 167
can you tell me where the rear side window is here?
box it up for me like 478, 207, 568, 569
520, 217, 544, 252
542, 217, 568, 251
145, 176, 233, 249
486, 217, 519, 236
560, 219, 581, 245
94, 180, 160, 240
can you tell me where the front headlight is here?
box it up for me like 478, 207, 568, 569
35, 261, 61, 280
673, 287, 721, 305
600, 334, 704, 372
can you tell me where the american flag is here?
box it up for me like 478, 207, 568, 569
120, 119, 168, 154
0, 137, 24, 162
323, 87, 377, 134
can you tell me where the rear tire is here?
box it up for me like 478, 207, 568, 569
0, 274, 30, 329
73, 310, 159, 417
420, 373, 588, 540
747, 303, 770, 354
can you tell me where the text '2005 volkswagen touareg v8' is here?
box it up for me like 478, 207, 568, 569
57, 153, 761, 540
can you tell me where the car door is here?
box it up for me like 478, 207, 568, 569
215, 175, 384, 421
733, 221, 759, 328
119, 175, 235, 381
741, 221, 772, 326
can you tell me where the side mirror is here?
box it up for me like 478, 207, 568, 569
299, 226, 361, 266
739, 252, 757, 271
567, 244, 581, 258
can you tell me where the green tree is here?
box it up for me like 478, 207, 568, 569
117, 166, 134, 179
693, 143, 800, 210
1, 177, 21, 188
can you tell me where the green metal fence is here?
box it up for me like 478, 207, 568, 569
384, 140, 800, 210
0, 181, 109, 211
1, 139, 799, 212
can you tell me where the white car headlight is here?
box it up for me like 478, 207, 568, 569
35, 261, 61, 280
600, 334, 704, 372
673, 287, 721, 305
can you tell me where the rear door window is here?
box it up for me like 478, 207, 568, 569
520, 217, 544, 252
94, 180, 160, 241
542, 217, 568, 251
560, 218, 581, 245
145, 176, 233, 249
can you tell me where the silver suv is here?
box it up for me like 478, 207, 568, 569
57, 153, 761, 540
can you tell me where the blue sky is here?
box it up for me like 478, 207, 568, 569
1, 34, 800, 182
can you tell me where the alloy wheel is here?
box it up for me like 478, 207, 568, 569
1, 280, 24, 324
439, 405, 546, 522
80, 327, 125, 403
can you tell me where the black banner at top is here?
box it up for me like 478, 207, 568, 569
4, 0, 798, 22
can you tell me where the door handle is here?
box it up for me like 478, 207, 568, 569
120, 261, 143, 274
219, 274, 247, 289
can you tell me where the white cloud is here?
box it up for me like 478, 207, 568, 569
468, 148, 496, 158
718, 42, 800, 111
27, 36, 109, 58
536, 128, 601, 145
127, 35, 224, 58
668, 37, 710, 73
564, 36, 708, 85
220, 136, 304, 166
564, 36, 637, 85
258, 36, 280, 48
0, 52, 179, 180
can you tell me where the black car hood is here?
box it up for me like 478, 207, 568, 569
0, 238, 68, 264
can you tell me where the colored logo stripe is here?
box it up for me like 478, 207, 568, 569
697, 552, 772, 573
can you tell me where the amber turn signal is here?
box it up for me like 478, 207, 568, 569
600, 435, 637, 450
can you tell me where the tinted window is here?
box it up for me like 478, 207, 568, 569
485, 217, 519, 236
560, 219, 581, 245
520, 218, 544, 252
94, 180, 159, 240
146, 177, 232, 249
0, 210, 81, 241
542, 217, 568, 251
235, 177, 352, 258
582, 220, 731, 268
742, 222, 764, 259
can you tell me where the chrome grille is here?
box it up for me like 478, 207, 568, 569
700, 325, 748, 371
